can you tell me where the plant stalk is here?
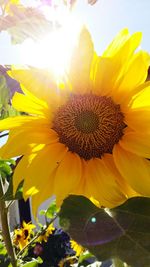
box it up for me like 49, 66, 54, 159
0, 178, 17, 267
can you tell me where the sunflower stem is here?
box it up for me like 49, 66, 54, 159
0, 178, 17, 267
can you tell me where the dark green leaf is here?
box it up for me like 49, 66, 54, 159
59, 195, 150, 267
3, 176, 23, 201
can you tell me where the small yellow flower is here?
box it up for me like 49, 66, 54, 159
46, 223, 55, 236
37, 223, 55, 243
70, 240, 85, 257
37, 233, 48, 243
0, 28, 150, 214
13, 221, 35, 250
22, 221, 36, 236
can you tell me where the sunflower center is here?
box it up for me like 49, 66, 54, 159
24, 229, 29, 239
75, 110, 99, 133
52, 94, 125, 160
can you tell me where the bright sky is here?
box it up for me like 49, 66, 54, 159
76, 0, 150, 53
0, 0, 150, 65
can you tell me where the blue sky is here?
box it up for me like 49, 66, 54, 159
0, 0, 150, 64
75, 0, 150, 53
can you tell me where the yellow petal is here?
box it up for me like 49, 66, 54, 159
54, 152, 82, 205
102, 28, 130, 57
72, 159, 86, 196
8, 68, 58, 105
120, 81, 150, 113
0, 128, 58, 159
0, 116, 43, 131
23, 142, 68, 199
90, 51, 99, 84
31, 185, 55, 218
93, 57, 117, 95
120, 51, 150, 89
103, 153, 138, 198
119, 129, 150, 158
113, 144, 150, 196
125, 107, 150, 133
103, 29, 142, 59
113, 51, 150, 104
12, 92, 50, 118
80, 158, 126, 208
69, 27, 94, 94
13, 154, 35, 194
70, 240, 84, 257
93, 31, 142, 96
130, 83, 150, 109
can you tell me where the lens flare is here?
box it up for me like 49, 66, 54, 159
20, 11, 82, 78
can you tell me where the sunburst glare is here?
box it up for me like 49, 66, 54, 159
20, 7, 82, 78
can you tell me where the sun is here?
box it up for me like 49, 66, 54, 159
20, 10, 82, 78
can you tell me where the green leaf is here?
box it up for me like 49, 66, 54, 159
36, 257, 43, 264
21, 260, 38, 267
0, 242, 10, 266
0, 160, 18, 198
0, 242, 7, 255
37, 222, 43, 229
0, 76, 9, 107
0, 159, 14, 180
45, 200, 59, 219
39, 209, 46, 216
7, 105, 21, 117
59, 195, 150, 267
0, 163, 12, 177
3, 176, 23, 201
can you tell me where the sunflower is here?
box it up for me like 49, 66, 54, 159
0, 28, 150, 215
13, 221, 35, 250
70, 239, 85, 257
37, 224, 55, 243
